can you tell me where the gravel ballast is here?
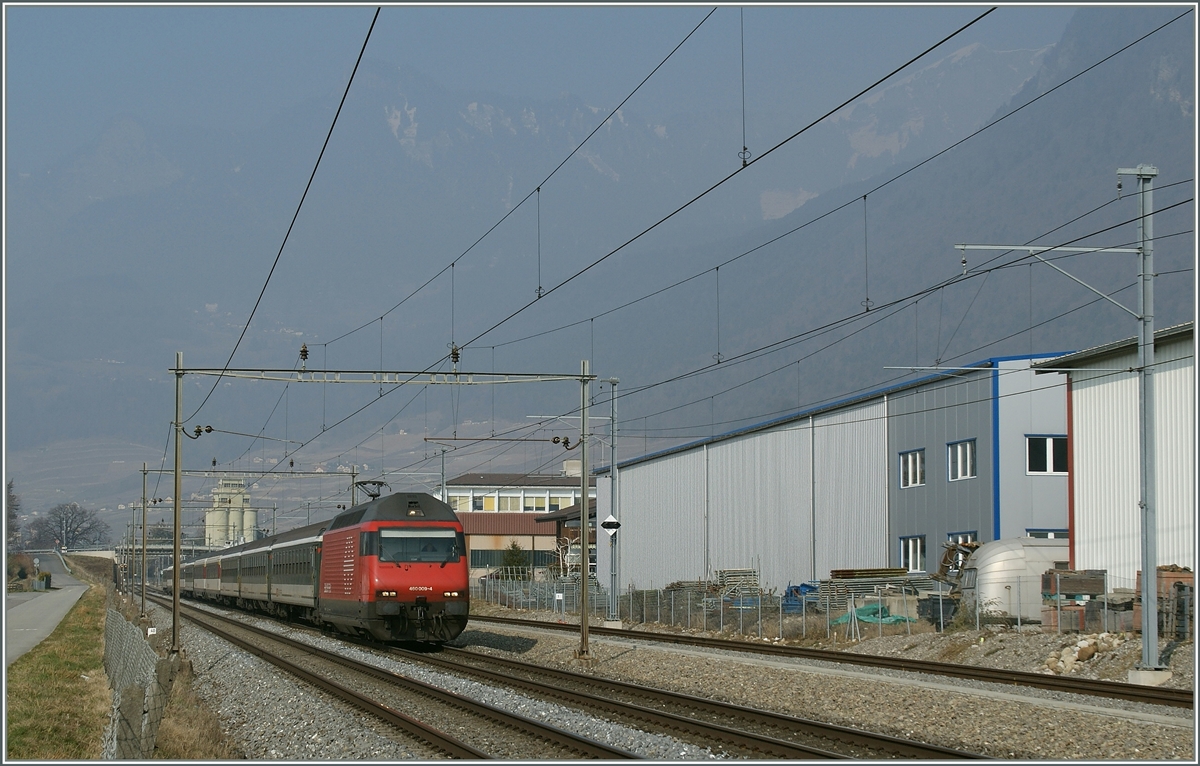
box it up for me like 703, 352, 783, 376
151, 601, 1194, 760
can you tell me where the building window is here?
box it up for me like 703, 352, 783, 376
1026, 528, 1069, 539
448, 496, 470, 513
1027, 435, 1067, 475
947, 440, 976, 481
498, 496, 521, 512
550, 496, 573, 512
523, 496, 546, 512
472, 496, 484, 512
947, 531, 977, 570
901, 535, 926, 572
899, 449, 925, 488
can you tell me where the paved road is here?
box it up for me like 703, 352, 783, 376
5, 552, 90, 666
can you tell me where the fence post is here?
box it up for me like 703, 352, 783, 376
825, 590, 830, 639
903, 588, 910, 635
938, 583, 944, 632
687, 591, 691, 630
1103, 572, 1109, 633
1056, 573, 1062, 634
802, 589, 807, 639
877, 586, 883, 639
1016, 578, 1022, 631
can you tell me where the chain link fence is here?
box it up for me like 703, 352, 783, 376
101, 587, 180, 760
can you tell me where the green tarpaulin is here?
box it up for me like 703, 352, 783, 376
830, 603, 916, 625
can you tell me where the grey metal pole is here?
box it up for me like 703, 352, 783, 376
1120, 164, 1163, 670
607, 379, 619, 622
576, 360, 592, 660
352, 465, 358, 506
441, 449, 447, 503
172, 351, 183, 654
141, 463, 147, 618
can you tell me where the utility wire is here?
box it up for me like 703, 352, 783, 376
214, 9, 1190, 482
320, 7, 719, 348
187, 7, 381, 422
459, 9, 997, 350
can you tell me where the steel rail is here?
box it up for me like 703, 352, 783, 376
177, 606, 486, 758
167, 599, 640, 759
470, 614, 1194, 709
394, 644, 986, 759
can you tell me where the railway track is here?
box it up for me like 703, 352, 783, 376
159, 597, 640, 759
390, 642, 988, 759
159, 595, 984, 758
469, 614, 1194, 710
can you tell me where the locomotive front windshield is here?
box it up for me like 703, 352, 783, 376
378, 528, 464, 563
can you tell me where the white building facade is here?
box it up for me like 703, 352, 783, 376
1036, 323, 1195, 589
605, 355, 1070, 592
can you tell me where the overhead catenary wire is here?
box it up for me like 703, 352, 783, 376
458, 8, 997, 352
198, 9, 1190, 491
186, 7, 381, 423
318, 7, 719, 349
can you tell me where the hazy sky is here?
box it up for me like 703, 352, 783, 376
6, 4, 1074, 173
22, 4, 1195, 520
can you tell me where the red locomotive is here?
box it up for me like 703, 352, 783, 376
168, 492, 469, 642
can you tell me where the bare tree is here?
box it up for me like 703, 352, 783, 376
6, 480, 20, 549
27, 503, 109, 550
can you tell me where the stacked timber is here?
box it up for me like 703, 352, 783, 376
818, 573, 937, 612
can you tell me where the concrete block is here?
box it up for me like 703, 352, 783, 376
1128, 669, 1173, 686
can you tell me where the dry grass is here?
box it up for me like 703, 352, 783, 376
151, 660, 244, 760
4, 581, 111, 759
6, 554, 241, 759
94, 565, 243, 759
67, 553, 117, 582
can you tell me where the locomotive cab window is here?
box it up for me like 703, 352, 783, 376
378, 529, 464, 563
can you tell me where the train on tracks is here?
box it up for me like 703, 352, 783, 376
164, 492, 469, 642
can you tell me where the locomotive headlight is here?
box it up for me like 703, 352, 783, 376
377, 590, 397, 597
443, 591, 460, 598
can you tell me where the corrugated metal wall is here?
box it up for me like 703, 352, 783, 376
618, 449, 708, 589
813, 400, 890, 576
1071, 336, 1194, 588
616, 400, 893, 591
996, 361, 1069, 540
707, 424, 813, 589
887, 371, 995, 558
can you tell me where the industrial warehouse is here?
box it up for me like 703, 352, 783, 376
588, 324, 1193, 630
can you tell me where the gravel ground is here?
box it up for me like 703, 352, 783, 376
151, 600, 1195, 760
148, 602, 721, 760
466, 604, 1195, 761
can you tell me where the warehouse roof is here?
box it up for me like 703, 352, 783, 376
1031, 322, 1192, 371
601, 352, 1069, 474
447, 473, 595, 488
